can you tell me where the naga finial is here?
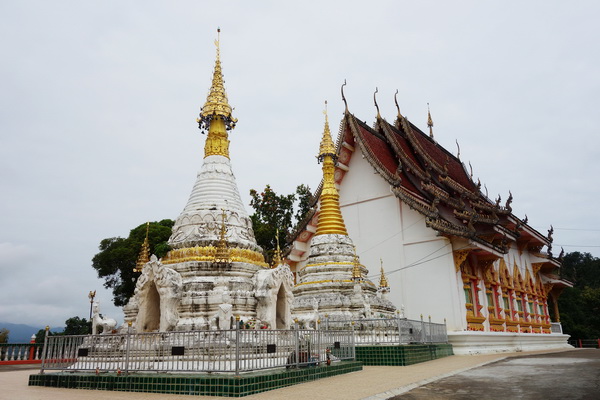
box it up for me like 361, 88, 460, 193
505, 191, 513, 212
374, 87, 381, 119
341, 79, 348, 114
394, 89, 402, 121
456, 139, 461, 159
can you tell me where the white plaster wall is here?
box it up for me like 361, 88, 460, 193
338, 150, 465, 330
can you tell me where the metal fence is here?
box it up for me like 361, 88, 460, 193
40, 327, 355, 374
568, 339, 600, 349
323, 317, 448, 345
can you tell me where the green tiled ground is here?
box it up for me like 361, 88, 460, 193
28, 361, 363, 397
355, 344, 453, 366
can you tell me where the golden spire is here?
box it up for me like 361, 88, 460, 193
352, 246, 362, 281
379, 258, 389, 289
272, 228, 283, 267
198, 28, 237, 159
214, 209, 231, 263
427, 103, 434, 139
316, 101, 348, 236
134, 222, 150, 272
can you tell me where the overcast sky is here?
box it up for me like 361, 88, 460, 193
1, 1, 599, 329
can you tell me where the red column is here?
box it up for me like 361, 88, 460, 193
28, 336, 35, 360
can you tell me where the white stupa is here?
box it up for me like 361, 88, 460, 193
123, 32, 294, 332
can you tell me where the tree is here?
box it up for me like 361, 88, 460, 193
63, 316, 91, 335
0, 328, 9, 343
557, 252, 600, 340
92, 219, 174, 307
249, 184, 312, 264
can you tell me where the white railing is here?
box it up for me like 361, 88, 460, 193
0, 343, 43, 362
39, 327, 355, 374
323, 317, 448, 345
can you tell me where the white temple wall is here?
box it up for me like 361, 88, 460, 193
338, 149, 464, 329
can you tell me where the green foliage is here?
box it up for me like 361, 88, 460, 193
557, 252, 600, 340
92, 219, 174, 307
249, 184, 312, 264
63, 316, 91, 335
0, 328, 9, 343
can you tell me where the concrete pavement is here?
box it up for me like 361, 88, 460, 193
0, 348, 584, 400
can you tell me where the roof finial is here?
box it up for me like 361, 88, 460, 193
341, 79, 348, 114
318, 100, 336, 161
199, 28, 237, 158
455, 139, 461, 159
427, 103, 434, 139
374, 87, 381, 119
394, 89, 402, 120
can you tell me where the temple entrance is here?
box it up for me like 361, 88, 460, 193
138, 282, 161, 332
275, 284, 288, 329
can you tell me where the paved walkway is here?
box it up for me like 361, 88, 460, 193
0, 349, 578, 400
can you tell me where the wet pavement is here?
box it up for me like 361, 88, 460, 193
390, 349, 600, 400
2, 349, 596, 399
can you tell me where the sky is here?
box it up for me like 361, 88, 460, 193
1, 1, 599, 329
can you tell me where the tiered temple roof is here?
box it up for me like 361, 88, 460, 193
288, 91, 559, 271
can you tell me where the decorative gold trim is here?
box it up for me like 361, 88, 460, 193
295, 279, 375, 287
301, 261, 354, 270
453, 249, 471, 272
162, 246, 268, 268
531, 262, 544, 275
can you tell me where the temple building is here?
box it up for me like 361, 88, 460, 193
287, 87, 572, 354
291, 106, 396, 325
122, 34, 294, 332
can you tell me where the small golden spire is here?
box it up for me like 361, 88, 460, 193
198, 28, 237, 159
427, 103, 434, 139
379, 258, 389, 289
318, 101, 336, 158
134, 222, 150, 272
316, 101, 348, 236
214, 209, 231, 263
351, 246, 362, 281
272, 228, 283, 267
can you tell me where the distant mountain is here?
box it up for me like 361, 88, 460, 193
0, 322, 63, 343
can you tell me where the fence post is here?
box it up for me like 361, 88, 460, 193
578, 339, 583, 348
235, 316, 240, 376
351, 321, 356, 361
428, 316, 432, 343
294, 319, 300, 369
597, 338, 600, 349
29, 335, 36, 361
317, 319, 322, 364
40, 326, 49, 375
396, 311, 402, 344
444, 318, 448, 344
124, 322, 132, 375
420, 315, 425, 343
